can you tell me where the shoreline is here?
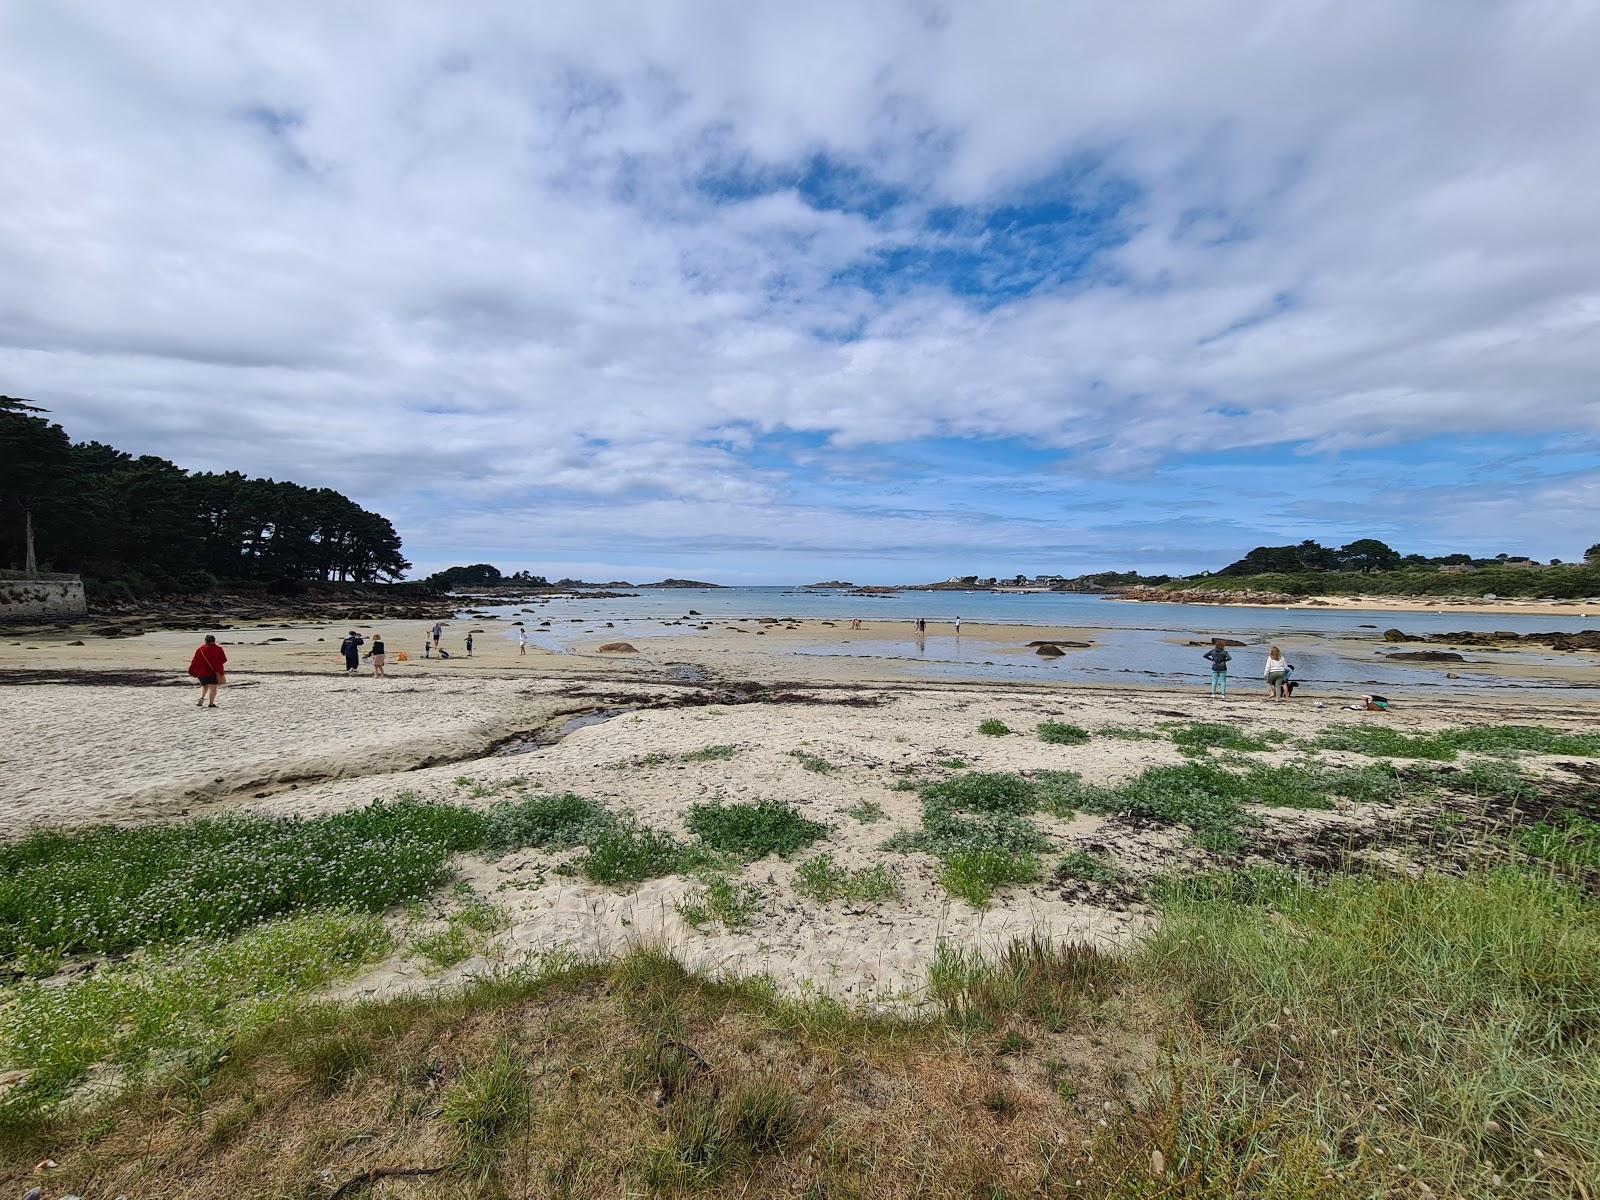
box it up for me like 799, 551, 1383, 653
1112, 592, 1600, 617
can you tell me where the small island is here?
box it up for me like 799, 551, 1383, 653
804, 580, 855, 588
635, 578, 724, 589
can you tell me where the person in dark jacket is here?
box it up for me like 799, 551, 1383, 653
340, 631, 363, 673
1202, 639, 1232, 699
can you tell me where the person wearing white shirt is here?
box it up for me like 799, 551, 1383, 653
1265, 646, 1290, 701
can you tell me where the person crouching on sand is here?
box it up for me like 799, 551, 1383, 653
1265, 645, 1290, 701
188, 634, 227, 708
367, 632, 387, 677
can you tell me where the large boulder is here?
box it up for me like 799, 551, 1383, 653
1381, 628, 1413, 642
1035, 644, 1066, 657
1387, 650, 1466, 662
597, 642, 639, 654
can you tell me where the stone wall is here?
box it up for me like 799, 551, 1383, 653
0, 572, 87, 618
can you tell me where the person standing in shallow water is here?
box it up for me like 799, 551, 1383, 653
188, 634, 227, 708
1202, 638, 1231, 700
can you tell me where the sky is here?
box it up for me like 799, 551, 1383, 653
2, 2, 1598, 584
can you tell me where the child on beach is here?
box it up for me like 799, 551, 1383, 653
422, 635, 431, 658
1202, 639, 1231, 698
367, 633, 386, 677
465, 633, 474, 657
519, 628, 528, 655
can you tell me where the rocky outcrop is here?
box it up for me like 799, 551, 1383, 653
1379, 629, 1600, 652
1120, 586, 1302, 606
1386, 651, 1467, 662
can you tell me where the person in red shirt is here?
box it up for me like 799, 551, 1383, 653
188, 634, 228, 708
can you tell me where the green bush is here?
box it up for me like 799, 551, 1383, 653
978, 719, 1012, 736
685, 799, 827, 860
480, 792, 612, 856
577, 819, 701, 886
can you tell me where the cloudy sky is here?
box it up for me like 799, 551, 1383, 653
3, 2, 1598, 582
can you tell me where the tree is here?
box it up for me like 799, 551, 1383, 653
1336, 539, 1402, 573
1586, 544, 1600, 565
0, 397, 73, 574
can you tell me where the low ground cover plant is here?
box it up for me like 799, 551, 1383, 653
1037, 720, 1090, 746
1168, 721, 1286, 755
792, 852, 900, 904
0, 912, 390, 1120
0, 800, 482, 966
1317, 722, 1600, 761
685, 799, 827, 860
677, 877, 763, 930
978, 718, 1012, 736
789, 750, 837, 774
1056, 849, 1126, 884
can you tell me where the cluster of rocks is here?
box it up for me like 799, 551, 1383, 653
1120, 586, 1303, 605
1382, 627, 1600, 652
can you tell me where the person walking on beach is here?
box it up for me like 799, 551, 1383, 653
188, 634, 227, 708
340, 631, 363, 673
368, 632, 387, 677
954, 616, 962, 634
1264, 645, 1290, 701
519, 627, 528, 655
465, 632, 474, 658
431, 621, 443, 653
1202, 639, 1231, 699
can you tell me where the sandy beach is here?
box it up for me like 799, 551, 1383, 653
4, 622, 1598, 1003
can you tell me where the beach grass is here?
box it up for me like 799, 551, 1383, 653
4, 867, 1596, 1198
978, 718, 1012, 736
676, 876, 764, 930
793, 852, 900, 904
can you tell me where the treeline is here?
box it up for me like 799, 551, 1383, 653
1, 398, 409, 598
421, 564, 549, 592
1188, 538, 1600, 599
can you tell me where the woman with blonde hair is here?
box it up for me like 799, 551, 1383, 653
1264, 645, 1290, 701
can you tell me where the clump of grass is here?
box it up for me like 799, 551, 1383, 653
1056, 849, 1126, 884
792, 853, 900, 904
789, 750, 837, 774
681, 744, 739, 762
0, 912, 390, 1118
677, 877, 762, 930
939, 849, 1041, 906
1140, 868, 1600, 1197
929, 937, 1123, 1031
685, 799, 827, 860
979, 718, 1013, 736
441, 1040, 530, 1167
641, 1077, 803, 1187
0, 800, 481, 967
1518, 811, 1600, 869
1100, 725, 1164, 742
480, 792, 612, 857
410, 892, 509, 970
918, 772, 1037, 814
1168, 721, 1276, 755
843, 798, 887, 823
1037, 721, 1090, 746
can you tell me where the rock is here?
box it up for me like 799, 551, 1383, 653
597, 642, 639, 653
688, 609, 701, 616
22, 1190, 43, 1200
1035, 644, 1065, 657
1387, 651, 1465, 662
1185, 638, 1247, 647
67, 639, 85, 646
1027, 639, 1091, 648
1381, 628, 1412, 642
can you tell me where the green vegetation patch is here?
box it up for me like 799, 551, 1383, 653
1168, 721, 1282, 755
792, 852, 900, 904
480, 792, 613, 857
929, 937, 1123, 1031
1317, 723, 1600, 761
788, 750, 837, 774
1517, 811, 1600, 869
680, 744, 740, 763
577, 819, 711, 886
978, 718, 1013, 736
888, 772, 1056, 905
842, 798, 887, 823
677, 877, 763, 930
938, 849, 1041, 906
1140, 867, 1600, 1197
685, 799, 828, 860
0, 912, 390, 1119
0, 800, 481, 967
1037, 721, 1091, 746
1056, 849, 1126, 884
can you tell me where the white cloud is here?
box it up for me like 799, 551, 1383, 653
2, 1, 1597, 574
